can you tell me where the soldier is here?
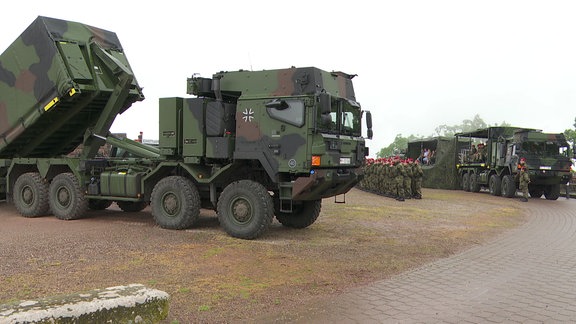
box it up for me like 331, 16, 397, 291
403, 159, 413, 199
412, 159, 424, 199
383, 159, 391, 197
518, 166, 530, 202
375, 159, 385, 195
394, 157, 406, 201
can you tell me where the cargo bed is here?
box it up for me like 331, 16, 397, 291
0, 16, 144, 158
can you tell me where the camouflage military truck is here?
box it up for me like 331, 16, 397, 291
0, 16, 372, 239
455, 127, 572, 200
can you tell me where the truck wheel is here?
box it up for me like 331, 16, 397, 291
217, 180, 273, 239
151, 176, 200, 229
88, 199, 113, 210
529, 185, 544, 198
49, 173, 88, 220
544, 185, 560, 200
275, 199, 322, 229
469, 173, 481, 192
117, 201, 148, 212
489, 175, 502, 196
462, 173, 470, 192
501, 175, 516, 198
13, 172, 49, 217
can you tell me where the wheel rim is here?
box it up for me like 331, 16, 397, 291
21, 185, 34, 206
161, 192, 180, 217
56, 186, 71, 208
230, 196, 253, 224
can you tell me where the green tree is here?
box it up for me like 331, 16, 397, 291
564, 117, 576, 155
434, 114, 488, 137
377, 134, 421, 158
375, 115, 511, 157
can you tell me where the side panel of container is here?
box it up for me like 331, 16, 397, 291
0, 16, 143, 158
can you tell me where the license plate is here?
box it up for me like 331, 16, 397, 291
340, 157, 351, 165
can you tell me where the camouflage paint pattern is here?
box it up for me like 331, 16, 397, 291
406, 137, 467, 190
0, 16, 143, 158
182, 67, 367, 199
511, 130, 572, 184
400, 127, 572, 192
212, 67, 356, 101
454, 127, 572, 191
223, 68, 362, 182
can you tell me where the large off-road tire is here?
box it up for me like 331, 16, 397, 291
117, 201, 148, 212
462, 173, 470, 192
275, 199, 322, 229
529, 185, 544, 199
489, 174, 502, 196
217, 180, 273, 239
88, 199, 113, 210
151, 176, 200, 229
49, 172, 88, 220
469, 173, 481, 193
501, 175, 517, 198
544, 184, 560, 200
13, 172, 49, 217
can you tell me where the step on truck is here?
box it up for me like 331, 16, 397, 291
455, 127, 572, 200
0, 16, 372, 239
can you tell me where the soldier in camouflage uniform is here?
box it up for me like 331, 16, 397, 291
518, 164, 530, 202
411, 159, 424, 199
394, 158, 406, 201
403, 159, 413, 199
359, 158, 372, 191
386, 160, 394, 197
375, 160, 382, 193
387, 159, 396, 198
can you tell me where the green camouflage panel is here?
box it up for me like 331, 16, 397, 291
209, 67, 356, 101
0, 16, 143, 158
186, 67, 366, 198
226, 68, 363, 180
406, 137, 462, 189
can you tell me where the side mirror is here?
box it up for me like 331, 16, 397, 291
318, 93, 331, 114
365, 111, 373, 139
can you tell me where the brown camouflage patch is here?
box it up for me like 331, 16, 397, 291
236, 109, 261, 141
15, 70, 36, 93
273, 69, 295, 96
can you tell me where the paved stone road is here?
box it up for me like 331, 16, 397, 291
290, 198, 576, 323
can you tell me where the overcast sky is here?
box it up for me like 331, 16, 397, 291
2, 1, 576, 156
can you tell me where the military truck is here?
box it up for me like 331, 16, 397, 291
455, 127, 572, 200
0, 16, 372, 239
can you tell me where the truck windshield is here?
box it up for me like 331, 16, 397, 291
318, 97, 361, 136
521, 141, 569, 158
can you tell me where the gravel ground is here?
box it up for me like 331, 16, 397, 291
0, 188, 526, 323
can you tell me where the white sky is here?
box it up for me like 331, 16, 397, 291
2, 1, 576, 157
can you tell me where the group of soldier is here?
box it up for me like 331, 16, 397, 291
358, 157, 424, 201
